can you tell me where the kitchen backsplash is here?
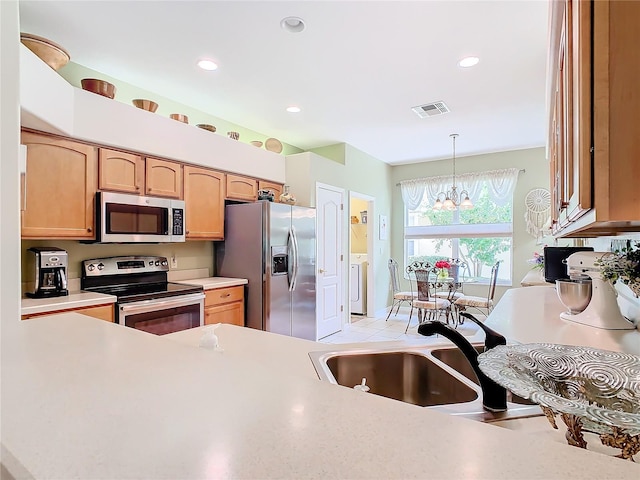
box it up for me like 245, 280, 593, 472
21, 240, 214, 287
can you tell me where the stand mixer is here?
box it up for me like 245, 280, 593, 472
561, 251, 635, 330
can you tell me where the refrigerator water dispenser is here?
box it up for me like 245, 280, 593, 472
271, 246, 288, 275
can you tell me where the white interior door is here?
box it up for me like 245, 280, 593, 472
316, 184, 344, 339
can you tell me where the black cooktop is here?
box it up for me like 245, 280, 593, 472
89, 282, 203, 303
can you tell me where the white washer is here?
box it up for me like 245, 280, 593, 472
350, 258, 367, 315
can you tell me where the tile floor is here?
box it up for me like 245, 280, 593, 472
319, 307, 485, 344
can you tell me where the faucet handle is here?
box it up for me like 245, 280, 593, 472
459, 312, 506, 350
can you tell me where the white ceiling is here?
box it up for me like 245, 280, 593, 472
18, 0, 550, 165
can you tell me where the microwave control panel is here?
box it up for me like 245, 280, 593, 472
172, 208, 184, 235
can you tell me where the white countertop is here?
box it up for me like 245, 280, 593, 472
21, 291, 117, 316
2, 314, 638, 479
519, 268, 548, 287
485, 286, 640, 354
175, 276, 248, 289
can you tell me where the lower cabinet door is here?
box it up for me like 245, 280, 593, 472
204, 302, 244, 327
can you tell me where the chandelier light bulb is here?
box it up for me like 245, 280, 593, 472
443, 198, 456, 211
460, 196, 474, 210
433, 199, 443, 211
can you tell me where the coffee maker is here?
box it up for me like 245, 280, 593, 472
26, 247, 69, 298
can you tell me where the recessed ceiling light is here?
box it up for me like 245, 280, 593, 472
458, 56, 479, 68
197, 59, 218, 71
281, 16, 306, 33
286, 106, 301, 113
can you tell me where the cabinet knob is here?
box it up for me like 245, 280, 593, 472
186, 230, 190, 235
135, 185, 140, 190
221, 293, 231, 298
87, 227, 92, 232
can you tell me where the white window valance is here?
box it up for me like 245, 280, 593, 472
400, 167, 521, 210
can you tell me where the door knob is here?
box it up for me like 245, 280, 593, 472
319, 268, 325, 273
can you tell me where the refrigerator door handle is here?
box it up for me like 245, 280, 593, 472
289, 226, 300, 292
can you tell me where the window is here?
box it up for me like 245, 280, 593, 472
401, 168, 519, 284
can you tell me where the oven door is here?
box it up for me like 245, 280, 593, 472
118, 292, 204, 335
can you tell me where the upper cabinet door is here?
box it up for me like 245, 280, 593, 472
258, 180, 283, 203
226, 174, 257, 202
21, 131, 97, 239
184, 165, 225, 240
145, 157, 183, 199
98, 148, 144, 194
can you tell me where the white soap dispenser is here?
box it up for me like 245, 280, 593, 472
199, 324, 224, 352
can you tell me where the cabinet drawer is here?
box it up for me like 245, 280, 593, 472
205, 286, 244, 307
21, 303, 114, 322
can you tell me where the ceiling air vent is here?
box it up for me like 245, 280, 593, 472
412, 101, 450, 118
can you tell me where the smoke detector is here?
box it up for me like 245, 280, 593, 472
412, 101, 450, 118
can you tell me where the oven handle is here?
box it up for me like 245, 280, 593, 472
119, 292, 205, 315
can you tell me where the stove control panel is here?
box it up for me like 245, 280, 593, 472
82, 256, 170, 277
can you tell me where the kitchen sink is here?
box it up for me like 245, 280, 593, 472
430, 347, 536, 406
324, 350, 478, 407
309, 344, 543, 423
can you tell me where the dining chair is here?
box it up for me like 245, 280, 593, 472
429, 259, 466, 324
406, 263, 451, 333
386, 259, 416, 321
454, 261, 501, 323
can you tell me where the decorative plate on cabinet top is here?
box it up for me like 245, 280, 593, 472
250, 140, 263, 148
265, 138, 283, 153
20, 32, 70, 71
196, 124, 216, 132
478, 343, 640, 435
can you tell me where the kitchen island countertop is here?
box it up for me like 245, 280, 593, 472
2, 313, 638, 479
485, 286, 640, 354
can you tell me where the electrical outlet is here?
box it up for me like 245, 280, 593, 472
170, 254, 178, 269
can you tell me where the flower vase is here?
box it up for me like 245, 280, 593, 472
438, 269, 448, 280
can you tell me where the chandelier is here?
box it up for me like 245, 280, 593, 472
433, 133, 473, 211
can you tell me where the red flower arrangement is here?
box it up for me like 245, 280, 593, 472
435, 260, 451, 269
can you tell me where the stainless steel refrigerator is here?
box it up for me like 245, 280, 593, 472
215, 201, 317, 340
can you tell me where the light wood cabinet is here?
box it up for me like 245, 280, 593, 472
258, 180, 283, 202
548, 0, 640, 237
145, 157, 183, 199
184, 165, 225, 240
226, 174, 258, 202
99, 148, 144, 194
21, 131, 97, 239
204, 286, 244, 327
22, 303, 114, 322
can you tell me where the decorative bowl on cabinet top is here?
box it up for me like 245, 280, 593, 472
132, 99, 158, 113
81, 78, 116, 99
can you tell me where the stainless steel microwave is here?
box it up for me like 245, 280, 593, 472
96, 191, 185, 243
